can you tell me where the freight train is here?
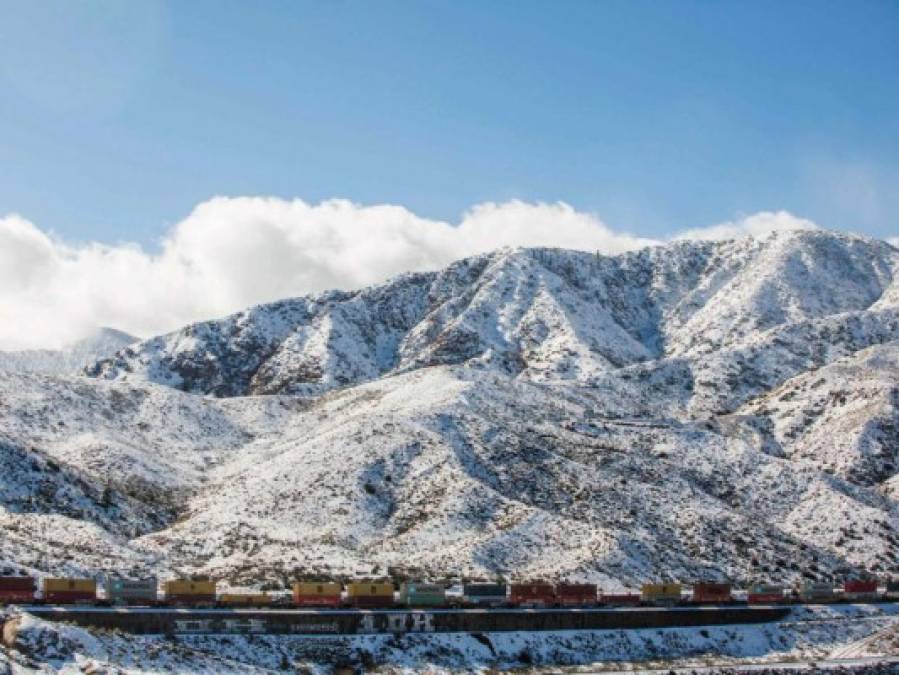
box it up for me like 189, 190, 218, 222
1, 575, 896, 608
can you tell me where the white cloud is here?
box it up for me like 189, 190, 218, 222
673, 210, 819, 241
0, 198, 834, 350
888, 238, 899, 249
0, 198, 656, 349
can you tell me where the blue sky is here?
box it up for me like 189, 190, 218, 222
0, 0, 897, 247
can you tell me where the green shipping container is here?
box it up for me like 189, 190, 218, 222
399, 582, 446, 607
464, 583, 507, 598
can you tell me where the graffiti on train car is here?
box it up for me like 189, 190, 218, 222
170, 613, 435, 634
289, 622, 341, 634
358, 612, 435, 634
175, 618, 268, 634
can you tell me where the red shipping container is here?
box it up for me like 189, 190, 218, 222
510, 583, 555, 607
843, 580, 878, 599
844, 580, 877, 593
0, 576, 36, 603
599, 593, 641, 606
748, 593, 784, 604
555, 583, 597, 606
692, 582, 733, 603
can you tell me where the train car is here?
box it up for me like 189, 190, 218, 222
641, 583, 682, 604
399, 582, 446, 607
462, 583, 507, 606
799, 582, 839, 603
43, 578, 96, 604
599, 592, 641, 606
219, 593, 272, 607
163, 579, 216, 606
691, 582, 733, 604
345, 582, 395, 608
104, 577, 158, 605
842, 580, 879, 601
886, 581, 899, 600
293, 582, 342, 607
555, 583, 597, 607
0, 576, 36, 603
747, 583, 786, 604
510, 583, 555, 607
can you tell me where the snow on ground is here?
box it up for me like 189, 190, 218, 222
1, 232, 898, 587
2, 347, 898, 586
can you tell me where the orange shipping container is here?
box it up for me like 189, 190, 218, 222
293, 582, 342, 607
345, 582, 394, 607
164, 579, 216, 604
43, 578, 96, 603
692, 582, 732, 603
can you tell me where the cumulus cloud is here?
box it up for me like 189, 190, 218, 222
673, 210, 819, 241
0, 198, 831, 350
0, 198, 656, 349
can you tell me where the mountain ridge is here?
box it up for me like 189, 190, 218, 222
86, 230, 899, 406
2, 229, 897, 586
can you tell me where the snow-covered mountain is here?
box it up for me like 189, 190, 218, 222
0, 328, 137, 376
88, 231, 898, 413
2, 230, 898, 587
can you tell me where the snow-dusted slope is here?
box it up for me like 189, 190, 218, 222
131, 364, 898, 586
2, 230, 898, 586
0, 372, 296, 577
0, 328, 137, 376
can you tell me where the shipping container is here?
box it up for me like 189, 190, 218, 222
43, 578, 97, 603
799, 582, 839, 603
555, 583, 597, 606
399, 582, 446, 607
599, 592, 641, 606
219, 593, 272, 606
510, 583, 555, 607
747, 584, 785, 604
462, 583, 507, 606
886, 581, 899, 599
104, 577, 157, 604
0, 576, 36, 603
640, 583, 682, 603
163, 579, 216, 605
842, 580, 878, 601
345, 582, 394, 608
293, 582, 342, 607
691, 582, 733, 604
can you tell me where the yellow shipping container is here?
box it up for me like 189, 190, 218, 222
43, 578, 96, 593
346, 582, 394, 598
164, 580, 216, 595
293, 582, 342, 596
641, 583, 682, 600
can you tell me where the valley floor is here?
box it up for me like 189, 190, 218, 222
2, 604, 899, 673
